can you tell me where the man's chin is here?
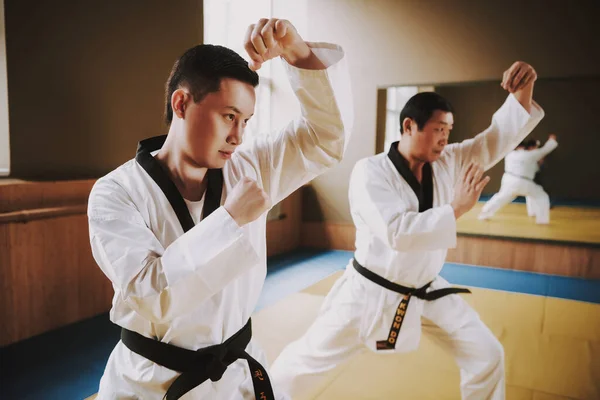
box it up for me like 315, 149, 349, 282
210, 158, 228, 169
188, 156, 226, 170
429, 153, 442, 162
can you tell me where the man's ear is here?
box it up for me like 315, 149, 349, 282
171, 89, 190, 119
402, 117, 414, 135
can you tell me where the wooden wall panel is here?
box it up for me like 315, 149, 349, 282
266, 189, 302, 257
302, 222, 355, 251
0, 215, 113, 346
446, 236, 600, 279
0, 179, 102, 346
0, 223, 12, 343
301, 222, 600, 279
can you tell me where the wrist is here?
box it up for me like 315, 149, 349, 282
282, 41, 312, 66
451, 203, 464, 219
224, 205, 245, 227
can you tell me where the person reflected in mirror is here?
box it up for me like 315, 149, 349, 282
479, 134, 558, 224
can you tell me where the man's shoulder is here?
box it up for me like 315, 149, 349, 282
93, 158, 139, 189
88, 158, 143, 211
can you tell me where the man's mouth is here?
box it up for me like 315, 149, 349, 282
219, 150, 233, 159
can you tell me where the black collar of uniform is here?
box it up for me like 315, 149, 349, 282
135, 135, 223, 233
387, 141, 434, 212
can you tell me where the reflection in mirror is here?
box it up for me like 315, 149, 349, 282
377, 76, 600, 246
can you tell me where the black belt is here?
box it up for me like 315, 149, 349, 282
352, 259, 471, 350
121, 319, 274, 400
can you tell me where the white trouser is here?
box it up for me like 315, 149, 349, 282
480, 174, 550, 224
526, 196, 537, 216
270, 272, 505, 400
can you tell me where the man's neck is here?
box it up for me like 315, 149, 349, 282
155, 132, 208, 202
397, 141, 425, 183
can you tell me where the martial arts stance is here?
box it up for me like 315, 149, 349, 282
479, 134, 557, 224
271, 61, 544, 400
87, 18, 352, 400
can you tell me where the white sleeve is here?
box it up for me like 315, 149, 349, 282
350, 160, 457, 252
237, 42, 354, 205
87, 179, 260, 324
529, 138, 558, 160
444, 93, 545, 178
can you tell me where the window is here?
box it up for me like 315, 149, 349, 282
0, 0, 10, 177
384, 85, 435, 151
203, 0, 273, 141
203, 0, 283, 220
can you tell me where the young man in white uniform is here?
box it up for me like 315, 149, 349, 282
271, 62, 544, 400
479, 134, 558, 223
87, 18, 353, 400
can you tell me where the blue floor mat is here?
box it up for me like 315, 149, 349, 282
0, 313, 120, 400
2, 249, 598, 399
442, 262, 600, 303
254, 248, 349, 312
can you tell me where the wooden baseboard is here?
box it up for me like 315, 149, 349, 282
300, 222, 600, 279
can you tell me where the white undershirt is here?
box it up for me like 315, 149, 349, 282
184, 195, 206, 224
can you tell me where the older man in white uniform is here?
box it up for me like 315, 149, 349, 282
87, 18, 353, 400
479, 134, 558, 223
271, 61, 544, 400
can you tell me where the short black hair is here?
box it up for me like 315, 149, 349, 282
519, 139, 540, 149
399, 92, 454, 133
164, 44, 259, 125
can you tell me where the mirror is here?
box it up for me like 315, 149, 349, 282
377, 76, 600, 245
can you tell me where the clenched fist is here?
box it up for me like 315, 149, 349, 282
243, 18, 324, 70
224, 177, 271, 226
501, 61, 537, 93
